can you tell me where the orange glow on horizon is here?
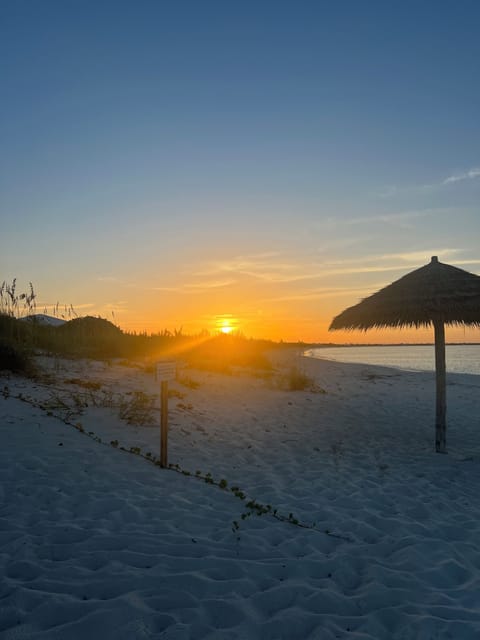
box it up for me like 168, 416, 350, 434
33, 262, 480, 346
115, 313, 480, 346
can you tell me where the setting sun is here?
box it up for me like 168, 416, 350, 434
220, 324, 233, 334
215, 315, 237, 335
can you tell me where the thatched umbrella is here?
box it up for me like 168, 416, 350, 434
329, 256, 480, 452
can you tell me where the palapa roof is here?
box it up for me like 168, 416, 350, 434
329, 256, 480, 331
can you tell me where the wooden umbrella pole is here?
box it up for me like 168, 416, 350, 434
433, 319, 447, 453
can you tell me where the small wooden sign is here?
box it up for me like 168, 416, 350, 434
156, 360, 176, 382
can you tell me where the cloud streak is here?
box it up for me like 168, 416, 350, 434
376, 167, 480, 199
324, 209, 434, 228
320, 248, 464, 268
265, 284, 377, 303
443, 167, 480, 185
151, 279, 236, 294
188, 247, 470, 289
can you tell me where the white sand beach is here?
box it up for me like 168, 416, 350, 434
1, 352, 480, 639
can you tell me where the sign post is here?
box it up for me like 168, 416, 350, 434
156, 361, 176, 468
160, 380, 169, 468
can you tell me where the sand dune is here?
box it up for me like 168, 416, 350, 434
1, 353, 480, 639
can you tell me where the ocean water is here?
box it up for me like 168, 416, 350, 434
305, 344, 480, 376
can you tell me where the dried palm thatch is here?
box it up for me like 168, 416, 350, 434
329, 257, 480, 453
330, 256, 480, 331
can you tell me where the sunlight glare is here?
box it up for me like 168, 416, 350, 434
220, 321, 233, 334
216, 316, 237, 335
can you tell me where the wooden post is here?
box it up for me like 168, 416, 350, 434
160, 380, 169, 467
156, 360, 175, 468
433, 319, 447, 453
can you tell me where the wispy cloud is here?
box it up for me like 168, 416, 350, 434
197, 253, 299, 283
320, 208, 437, 229
93, 301, 129, 317
443, 167, 480, 185
151, 279, 236, 294
265, 285, 375, 303
195, 252, 283, 276
183, 279, 236, 292
293, 250, 471, 282
377, 167, 480, 198
150, 286, 182, 292
263, 253, 478, 306
37, 301, 95, 311
189, 246, 469, 288
96, 276, 139, 289
374, 185, 398, 199
320, 248, 464, 268
448, 259, 480, 271
311, 263, 423, 279
148, 248, 476, 305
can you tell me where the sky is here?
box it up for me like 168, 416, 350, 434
1, 0, 480, 343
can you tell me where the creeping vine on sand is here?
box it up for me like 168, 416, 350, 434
2, 383, 352, 542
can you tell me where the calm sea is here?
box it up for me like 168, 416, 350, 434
305, 344, 480, 376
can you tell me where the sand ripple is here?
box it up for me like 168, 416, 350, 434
2, 355, 480, 638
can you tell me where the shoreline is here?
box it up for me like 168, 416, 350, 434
304, 344, 480, 378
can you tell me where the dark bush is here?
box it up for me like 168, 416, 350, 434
58, 316, 122, 339
55, 316, 124, 357
0, 340, 35, 375
0, 314, 30, 343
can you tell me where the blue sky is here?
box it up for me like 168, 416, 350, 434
1, 1, 480, 341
